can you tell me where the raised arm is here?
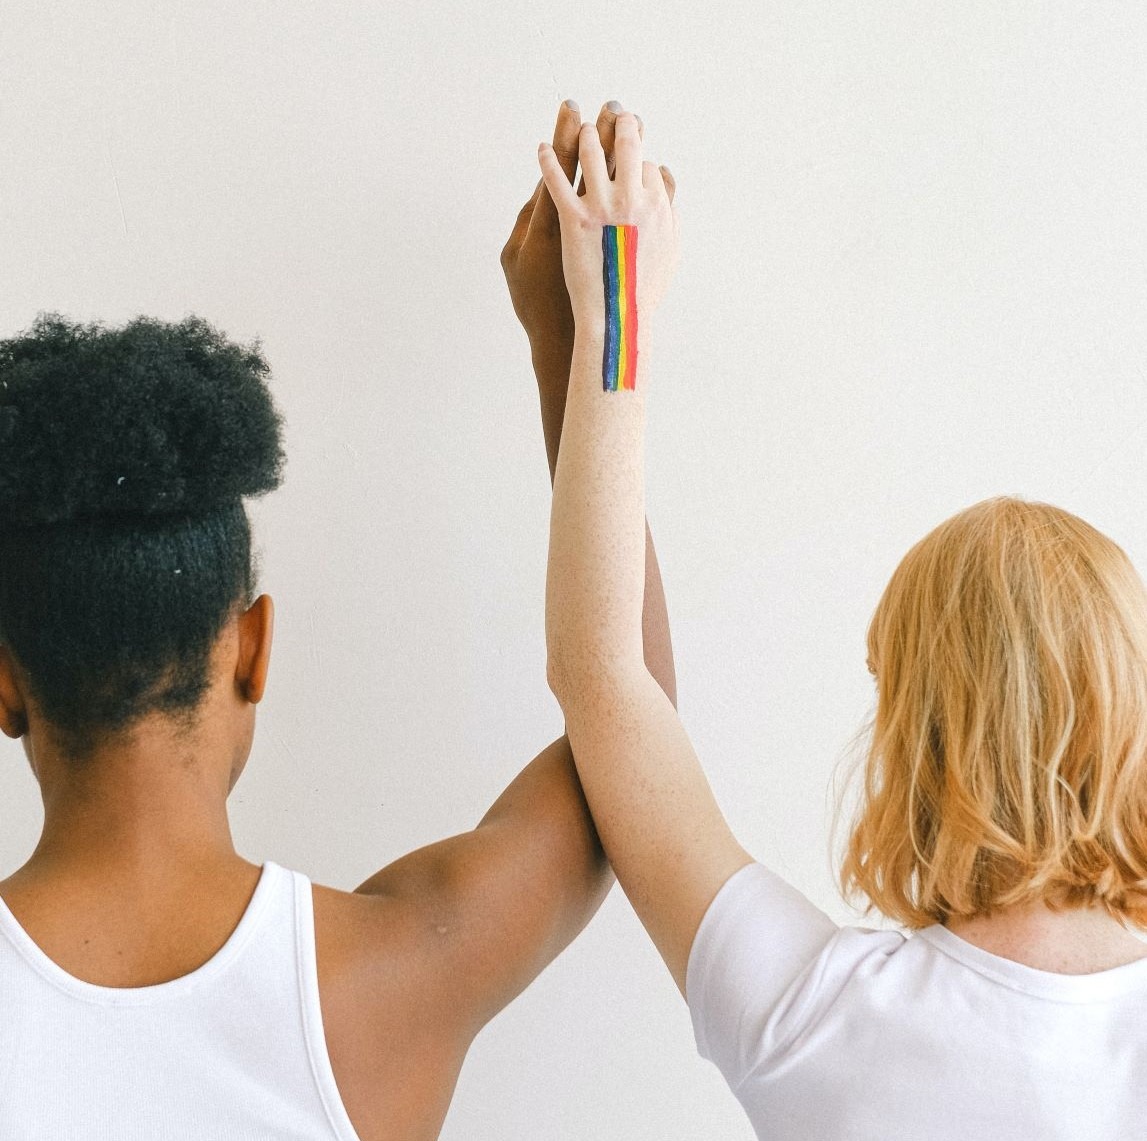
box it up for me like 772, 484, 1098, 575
539, 112, 753, 996
350, 105, 681, 1053
503, 99, 677, 704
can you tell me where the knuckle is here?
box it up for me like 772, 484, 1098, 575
616, 190, 639, 215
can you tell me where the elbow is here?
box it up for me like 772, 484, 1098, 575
546, 615, 650, 710
547, 640, 647, 715
547, 655, 603, 725
545, 625, 607, 708
544, 615, 578, 706
545, 646, 576, 708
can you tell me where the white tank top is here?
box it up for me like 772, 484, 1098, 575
0, 860, 363, 1139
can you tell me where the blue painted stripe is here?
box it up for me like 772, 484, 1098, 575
602, 226, 620, 390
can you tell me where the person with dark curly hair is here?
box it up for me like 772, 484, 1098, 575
0, 101, 666, 1139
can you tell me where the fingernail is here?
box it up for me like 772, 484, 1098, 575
564, 99, 579, 112
606, 100, 622, 112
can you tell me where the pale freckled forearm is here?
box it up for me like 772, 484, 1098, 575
547, 326, 651, 692
534, 330, 675, 708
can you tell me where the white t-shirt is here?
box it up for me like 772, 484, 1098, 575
686, 862, 1147, 1140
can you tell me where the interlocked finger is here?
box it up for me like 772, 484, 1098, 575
612, 112, 643, 197
534, 102, 581, 232
577, 121, 610, 198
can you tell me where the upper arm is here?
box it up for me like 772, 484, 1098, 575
352, 735, 611, 1036
557, 666, 755, 995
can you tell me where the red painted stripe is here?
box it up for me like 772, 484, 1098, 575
623, 225, 639, 389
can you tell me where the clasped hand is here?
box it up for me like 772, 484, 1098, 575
501, 101, 679, 359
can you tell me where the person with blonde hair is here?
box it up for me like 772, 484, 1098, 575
538, 102, 1147, 1138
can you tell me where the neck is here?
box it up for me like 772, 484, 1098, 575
944, 897, 1147, 973
14, 716, 243, 886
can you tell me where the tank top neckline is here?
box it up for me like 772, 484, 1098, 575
0, 859, 279, 1006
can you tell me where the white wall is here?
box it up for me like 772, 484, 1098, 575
2, 2, 1146, 1136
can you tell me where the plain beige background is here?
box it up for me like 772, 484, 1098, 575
2, 2, 1146, 1136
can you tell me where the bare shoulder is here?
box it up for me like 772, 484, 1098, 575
309, 881, 470, 1141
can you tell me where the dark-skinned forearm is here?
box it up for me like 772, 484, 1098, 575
534, 350, 677, 709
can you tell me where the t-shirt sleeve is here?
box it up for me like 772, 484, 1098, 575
685, 861, 839, 1090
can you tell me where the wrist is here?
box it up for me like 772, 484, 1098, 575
571, 317, 605, 357
573, 312, 653, 387
572, 306, 654, 344
526, 311, 575, 355
529, 339, 573, 382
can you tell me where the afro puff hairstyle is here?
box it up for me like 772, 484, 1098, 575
0, 312, 286, 761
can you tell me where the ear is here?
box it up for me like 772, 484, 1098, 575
235, 594, 274, 705
0, 644, 28, 738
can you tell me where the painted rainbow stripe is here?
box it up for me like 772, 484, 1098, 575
602, 224, 638, 392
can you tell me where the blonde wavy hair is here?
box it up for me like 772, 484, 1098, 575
838, 496, 1147, 929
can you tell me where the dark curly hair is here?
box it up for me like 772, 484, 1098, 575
0, 312, 286, 761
